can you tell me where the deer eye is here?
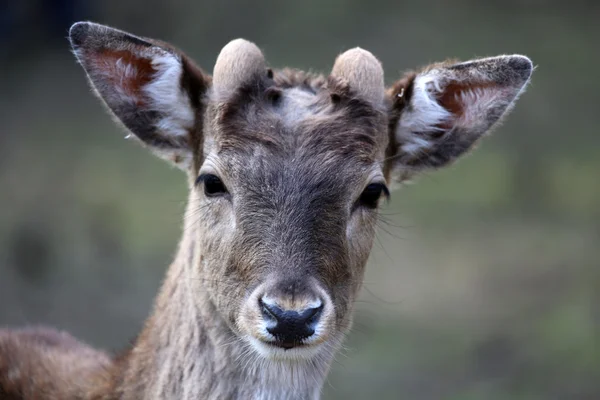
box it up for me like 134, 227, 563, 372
196, 174, 228, 197
358, 183, 389, 209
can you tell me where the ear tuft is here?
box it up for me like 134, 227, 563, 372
69, 21, 91, 48
505, 55, 534, 82
447, 54, 533, 88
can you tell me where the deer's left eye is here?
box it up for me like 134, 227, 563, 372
196, 174, 228, 197
358, 183, 389, 209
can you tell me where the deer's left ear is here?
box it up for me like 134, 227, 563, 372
385, 55, 533, 183
69, 22, 210, 171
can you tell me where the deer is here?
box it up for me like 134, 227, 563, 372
0, 21, 533, 400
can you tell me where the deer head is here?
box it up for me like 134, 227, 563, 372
69, 22, 532, 363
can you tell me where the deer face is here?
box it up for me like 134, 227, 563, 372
195, 69, 389, 359
69, 23, 532, 362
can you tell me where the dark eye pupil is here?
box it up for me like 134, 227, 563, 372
197, 174, 227, 196
359, 183, 388, 209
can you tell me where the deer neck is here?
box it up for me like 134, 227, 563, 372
114, 197, 329, 400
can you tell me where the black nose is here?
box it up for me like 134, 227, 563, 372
259, 298, 323, 348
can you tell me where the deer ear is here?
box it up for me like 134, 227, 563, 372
69, 22, 210, 170
386, 55, 533, 183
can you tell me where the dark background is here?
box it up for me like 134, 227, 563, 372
1, 1, 598, 399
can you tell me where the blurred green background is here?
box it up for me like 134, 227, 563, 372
1, 1, 598, 399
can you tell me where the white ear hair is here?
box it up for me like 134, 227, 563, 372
331, 48, 385, 106
212, 39, 266, 96
144, 52, 195, 138
396, 70, 452, 155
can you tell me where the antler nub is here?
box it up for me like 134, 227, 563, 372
331, 48, 384, 106
213, 39, 266, 96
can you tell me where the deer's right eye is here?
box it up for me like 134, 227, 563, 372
196, 174, 228, 197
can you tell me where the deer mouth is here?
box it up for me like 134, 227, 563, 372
246, 336, 325, 360
262, 339, 311, 350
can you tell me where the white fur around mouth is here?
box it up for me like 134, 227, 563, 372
247, 336, 324, 361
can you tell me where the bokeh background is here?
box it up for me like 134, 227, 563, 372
1, 1, 599, 399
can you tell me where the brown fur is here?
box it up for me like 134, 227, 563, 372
0, 328, 111, 399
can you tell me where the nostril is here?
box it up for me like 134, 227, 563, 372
259, 298, 278, 323
301, 304, 323, 327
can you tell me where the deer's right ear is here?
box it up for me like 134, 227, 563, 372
69, 22, 210, 170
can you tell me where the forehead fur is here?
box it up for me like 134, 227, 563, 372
206, 69, 388, 166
